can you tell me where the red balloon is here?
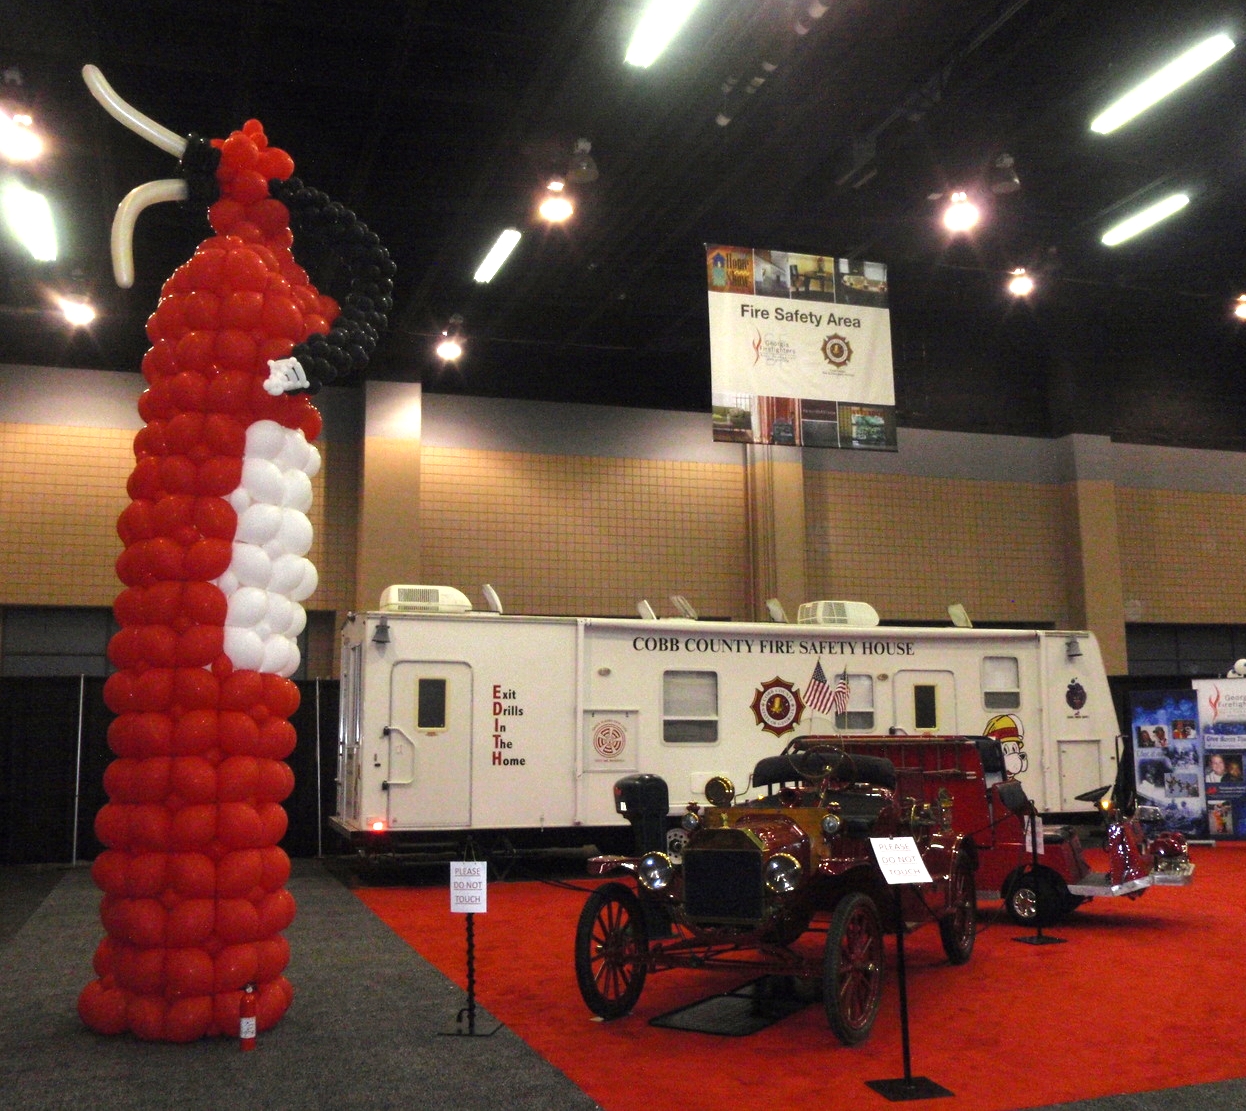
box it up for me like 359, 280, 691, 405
127, 851, 170, 897
159, 455, 199, 497
192, 496, 237, 541
256, 719, 296, 760
173, 666, 220, 710
216, 897, 261, 944
107, 627, 144, 670
217, 755, 260, 802
217, 849, 263, 897
126, 994, 168, 1041
127, 456, 164, 502
115, 942, 165, 994
257, 977, 293, 1030
184, 537, 233, 581
168, 852, 216, 898
138, 624, 179, 669
164, 995, 213, 1043
176, 623, 224, 668
170, 803, 217, 850
124, 897, 168, 947
219, 710, 260, 756
259, 845, 291, 891
258, 889, 296, 935
218, 802, 264, 849
129, 803, 173, 851
169, 370, 209, 412
133, 671, 176, 713
221, 671, 264, 710
255, 759, 294, 803
165, 897, 215, 946
196, 455, 243, 497
258, 802, 289, 846
145, 582, 185, 625
255, 936, 290, 982
91, 850, 128, 896
103, 671, 139, 714
166, 949, 215, 999
117, 502, 157, 546
173, 710, 218, 755
170, 756, 217, 804
78, 980, 129, 1035
94, 803, 131, 849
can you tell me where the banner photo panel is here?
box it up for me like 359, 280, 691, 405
706, 244, 896, 449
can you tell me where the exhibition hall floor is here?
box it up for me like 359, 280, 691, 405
2, 846, 1243, 1110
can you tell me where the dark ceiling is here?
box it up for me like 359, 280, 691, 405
4, 0, 1246, 443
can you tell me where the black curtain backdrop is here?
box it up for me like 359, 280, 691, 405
0, 677, 339, 865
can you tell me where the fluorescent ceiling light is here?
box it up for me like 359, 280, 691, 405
1090, 33, 1235, 134
625, 0, 702, 68
473, 228, 522, 283
1, 178, 57, 261
1101, 193, 1189, 246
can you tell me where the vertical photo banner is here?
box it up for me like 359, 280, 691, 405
1192, 678, 1246, 840
1129, 688, 1207, 838
706, 244, 895, 450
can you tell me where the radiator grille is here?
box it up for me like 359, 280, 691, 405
683, 846, 764, 924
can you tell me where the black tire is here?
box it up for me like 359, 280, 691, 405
823, 892, 884, 1045
574, 883, 649, 1019
1002, 867, 1066, 928
938, 854, 976, 965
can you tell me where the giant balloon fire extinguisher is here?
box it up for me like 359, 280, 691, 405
76, 66, 392, 1042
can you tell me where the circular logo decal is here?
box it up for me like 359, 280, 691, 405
1066, 679, 1087, 710
592, 719, 627, 760
821, 333, 853, 368
751, 677, 805, 737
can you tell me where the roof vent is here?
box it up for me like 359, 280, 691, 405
379, 585, 472, 614
796, 600, 880, 628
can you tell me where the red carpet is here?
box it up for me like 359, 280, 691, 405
357, 845, 1244, 1111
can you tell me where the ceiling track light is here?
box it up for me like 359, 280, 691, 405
1006, 268, 1034, 297
435, 313, 464, 361
1100, 193, 1189, 246
1233, 295, 1246, 321
1090, 33, 1235, 134
942, 190, 980, 233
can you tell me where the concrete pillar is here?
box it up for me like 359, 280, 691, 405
745, 443, 806, 622
354, 381, 423, 613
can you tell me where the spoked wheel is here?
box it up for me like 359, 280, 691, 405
939, 854, 977, 965
1001, 866, 1065, 928
574, 882, 649, 1019
823, 892, 884, 1045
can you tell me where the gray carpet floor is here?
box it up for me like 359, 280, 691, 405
1, 861, 1242, 1111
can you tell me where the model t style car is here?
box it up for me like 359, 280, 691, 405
574, 738, 978, 1044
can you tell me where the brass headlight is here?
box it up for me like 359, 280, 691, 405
638, 851, 674, 892
681, 809, 702, 832
704, 775, 736, 808
763, 852, 802, 894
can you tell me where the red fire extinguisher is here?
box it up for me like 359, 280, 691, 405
239, 983, 257, 1052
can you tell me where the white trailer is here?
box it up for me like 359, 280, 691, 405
329, 587, 1121, 853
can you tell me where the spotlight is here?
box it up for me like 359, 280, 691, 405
435, 314, 464, 361
1007, 268, 1034, 297
55, 295, 96, 326
1234, 295, 1246, 321
538, 190, 573, 222
943, 191, 979, 233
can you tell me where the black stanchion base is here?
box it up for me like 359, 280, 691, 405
439, 1007, 502, 1037
1012, 933, 1067, 946
866, 1077, 954, 1101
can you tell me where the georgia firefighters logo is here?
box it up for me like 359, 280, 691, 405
751, 677, 805, 737
592, 719, 627, 760
821, 333, 852, 368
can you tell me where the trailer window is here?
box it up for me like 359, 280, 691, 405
663, 670, 718, 744
982, 656, 1020, 710
913, 684, 938, 730
417, 678, 448, 730
834, 673, 874, 731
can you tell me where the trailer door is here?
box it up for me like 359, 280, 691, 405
386, 661, 472, 828
893, 669, 958, 734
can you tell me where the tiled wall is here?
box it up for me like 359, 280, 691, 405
418, 446, 748, 618
804, 469, 1072, 625
1117, 485, 1246, 625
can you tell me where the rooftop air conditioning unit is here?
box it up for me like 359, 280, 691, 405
379, 585, 473, 614
796, 600, 880, 628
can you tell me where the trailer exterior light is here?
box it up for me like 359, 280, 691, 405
638, 851, 674, 892
370, 819, 386, 832
763, 853, 802, 894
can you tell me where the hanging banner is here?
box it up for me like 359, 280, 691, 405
706, 244, 895, 450
1129, 688, 1207, 838
1192, 678, 1246, 839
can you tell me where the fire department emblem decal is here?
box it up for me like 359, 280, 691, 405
751, 677, 805, 737
592, 719, 627, 760
821, 333, 852, 368
1066, 679, 1087, 710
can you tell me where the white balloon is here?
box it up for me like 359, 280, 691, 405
231, 543, 273, 588
245, 419, 286, 460
226, 487, 251, 516
275, 509, 313, 556
303, 443, 322, 479
235, 503, 283, 545
215, 569, 240, 597
281, 469, 313, 512
260, 635, 292, 675
226, 585, 268, 628
291, 560, 319, 602
287, 603, 307, 638
223, 626, 265, 671
241, 457, 285, 506
268, 553, 306, 595
266, 593, 295, 635
277, 642, 301, 679
276, 432, 311, 472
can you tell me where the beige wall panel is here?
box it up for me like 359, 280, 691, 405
419, 446, 749, 618
804, 470, 1071, 625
